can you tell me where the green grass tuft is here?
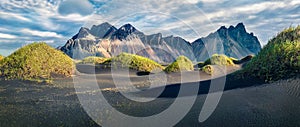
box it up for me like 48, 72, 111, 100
0, 42, 74, 81
102, 53, 163, 72
204, 54, 235, 66
239, 26, 300, 82
202, 65, 214, 75
80, 56, 109, 64
269, 26, 300, 44
164, 56, 194, 73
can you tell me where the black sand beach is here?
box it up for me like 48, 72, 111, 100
0, 65, 299, 127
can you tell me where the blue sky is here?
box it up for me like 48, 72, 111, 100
0, 0, 300, 56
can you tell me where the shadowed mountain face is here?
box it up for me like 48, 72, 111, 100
59, 22, 261, 63
192, 23, 261, 61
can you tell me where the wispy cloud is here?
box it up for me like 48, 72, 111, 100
20, 29, 63, 38
0, 0, 300, 56
0, 11, 31, 22
0, 33, 17, 39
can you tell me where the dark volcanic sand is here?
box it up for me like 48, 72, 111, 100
0, 65, 299, 127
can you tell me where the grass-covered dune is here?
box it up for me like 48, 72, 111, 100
102, 53, 164, 72
80, 56, 108, 64
198, 54, 254, 75
195, 54, 238, 69
0, 43, 74, 81
196, 54, 236, 75
204, 54, 235, 66
239, 26, 300, 82
195, 54, 253, 69
164, 56, 194, 73
202, 65, 214, 75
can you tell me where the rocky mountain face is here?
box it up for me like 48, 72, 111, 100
59, 22, 261, 63
192, 23, 261, 61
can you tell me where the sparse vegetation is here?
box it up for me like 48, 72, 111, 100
269, 26, 300, 44
204, 54, 235, 66
0, 43, 74, 81
80, 56, 108, 64
239, 26, 300, 82
102, 53, 163, 72
202, 65, 214, 75
164, 56, 194, 73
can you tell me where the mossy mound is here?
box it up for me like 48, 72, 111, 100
204, 54, 235, 66
240, 26, 300, 82
164, 56, 194, 73
269, 26, 300, 44
102, 53, 163, 72
0, 43, 74, 81
80, 56, 108, 64
202, 65, 214, 75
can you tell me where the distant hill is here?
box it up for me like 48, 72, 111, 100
59, 22, 261, 63
239, 26, 300, 82
0, 43, 74, 81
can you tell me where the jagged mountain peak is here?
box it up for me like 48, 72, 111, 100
72, 27, 91, 39
236, 22, 245, 28
234, 22, 246, 32
219, 26, 227, 30
111, 23, 144, 40
192, 22, 261, 61
78, 27, 90, 33
118, 23, 138, 33
90, 22, 117, 38
60, 22, 261, 63
217, 22, 246, 32
92, 22, 112, 28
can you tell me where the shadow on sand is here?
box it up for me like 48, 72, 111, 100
76, 64, 265, 98
134, 74, 265, 98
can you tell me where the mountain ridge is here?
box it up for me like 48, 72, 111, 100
59, 22, 261, 63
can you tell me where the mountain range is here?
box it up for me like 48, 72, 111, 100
59, 22, 261, 63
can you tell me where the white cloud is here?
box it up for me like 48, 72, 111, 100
184, 0, 222, 4
204, 1, 300, 19
1, 0, 300, 47
20, 29, 63, 38
0, 11, 31, 22
0, 33, 17, 39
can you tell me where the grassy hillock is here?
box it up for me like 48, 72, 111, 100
164, 56, 194, 73
197, 54, 236, 75
202, 65, 214, 75
0, 43, 74, 81
102, 53, 164, 72
269, 26, 300, 44
239, 26, 300, 82
80, 56, 108, 64
204, 54, 235, 66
